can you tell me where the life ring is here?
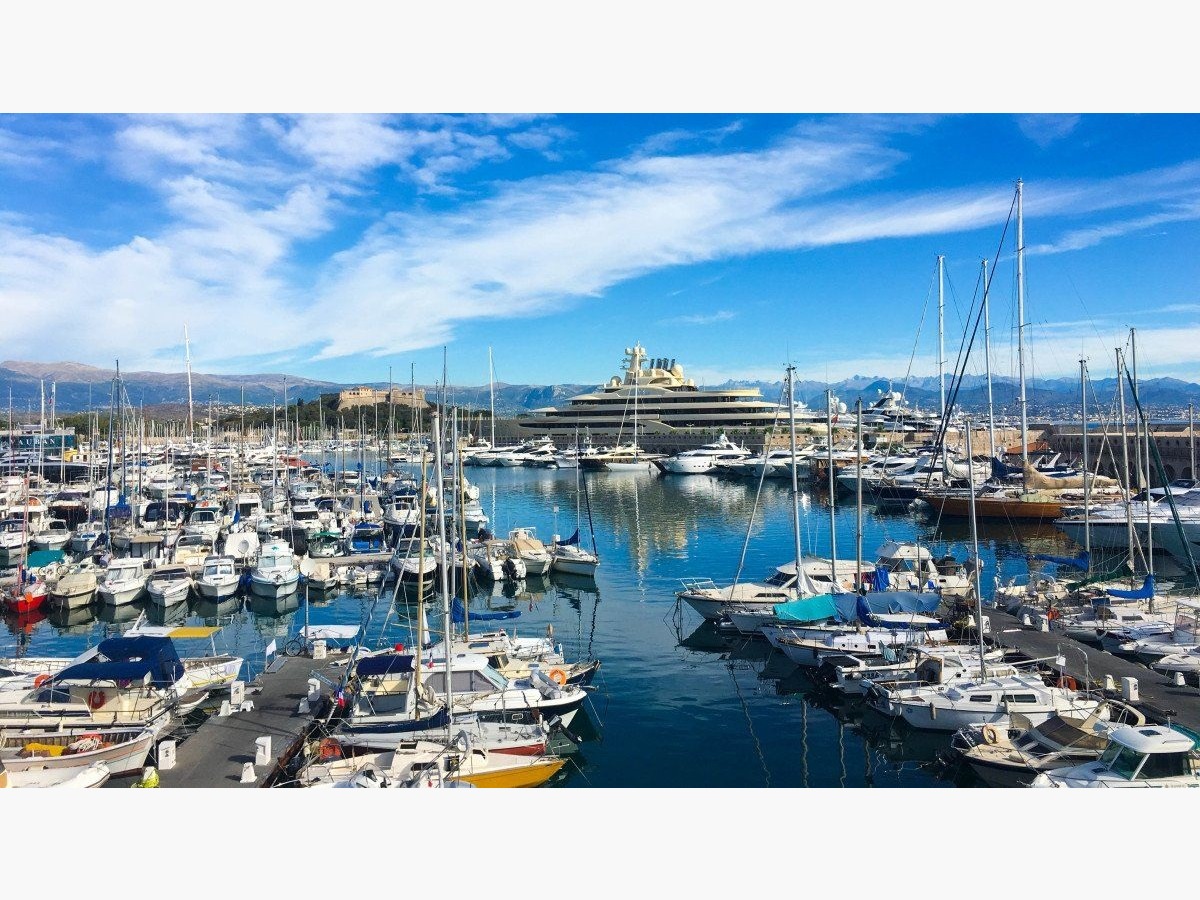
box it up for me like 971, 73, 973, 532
86, 689, 107, 710
981, 724, 999, 746
1046, 608, 1061, 621
548, 668, 567, 686
318, 737, 343, 761
1057, 675, 1078, 691
33, 673, 50, 687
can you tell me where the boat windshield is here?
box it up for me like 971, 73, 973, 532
1136, 751, 1193, 779
1100, 743, 1145, 780
765, 570, 794, 587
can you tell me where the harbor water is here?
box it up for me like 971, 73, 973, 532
1, 464, 1125, 787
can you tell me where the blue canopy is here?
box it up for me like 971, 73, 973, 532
53, 636, 184, 689
772, 594, 839, 624
991, 456, 1021, 479
1106, 574, 1156, 601
556, 529, 580, 547
451, 596, 521, 625
356, 654, 415, 677
1033, 551, 1090, 571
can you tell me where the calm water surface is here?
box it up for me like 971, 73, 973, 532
2, 465, 1101, 787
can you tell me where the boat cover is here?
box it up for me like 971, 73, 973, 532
356, 654, 415, 677
52, 636, 185, 688
1106, 574, 1155, 601
556, 529, 580, 547
1032, 551, 1089, 570
451, 596, 520, 624
26, 549, 65, 568
771, 595, 839, 623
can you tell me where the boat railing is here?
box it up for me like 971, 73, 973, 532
679, 578, 719, 593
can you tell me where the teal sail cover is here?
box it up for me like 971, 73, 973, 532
772, 595, 839, 623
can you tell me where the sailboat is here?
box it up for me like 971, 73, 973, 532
551, 459, 600, 576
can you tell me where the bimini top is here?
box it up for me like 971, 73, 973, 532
50, 635, 185, 689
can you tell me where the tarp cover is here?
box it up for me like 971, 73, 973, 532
1107, 574, 1156, 601
26, 549, 65, 568
771, 594, 839, 623
355, 654, 415, 677
1033, 551, 1090, 571
451, 596, 520, 625
53, 636, 184, 688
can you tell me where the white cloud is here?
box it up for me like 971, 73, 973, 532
6, 115, 1200, 381
1017, 114, 1082, 148
665, 310, 736, 325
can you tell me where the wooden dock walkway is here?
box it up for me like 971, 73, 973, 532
153, 652, 348, 788
984, 607, 1200, 729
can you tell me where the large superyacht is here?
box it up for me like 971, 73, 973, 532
516, 343, 812, 438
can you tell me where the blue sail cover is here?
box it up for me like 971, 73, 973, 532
991, 456, 1021, 479
53, 636, 185, 689
1106, 574, 1156, 602
451, 596, 521, 625
771, 594, 839, 623
356, 654, 415, 677
833, 591, 942, 622
1033, 551, 1090, 571
556, 529, 580, 547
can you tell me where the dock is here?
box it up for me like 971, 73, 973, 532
153, 652, 349, 788
983, 607, 1200, 730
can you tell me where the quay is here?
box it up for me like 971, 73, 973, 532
150, 651, 349, 788
983, 607, 1200, 730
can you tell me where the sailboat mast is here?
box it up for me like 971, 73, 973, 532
1131, 328, 1153, 575
487, 347, 495, 449
431, 411, 453, 735
825, 389, 838, 577
981, 258, 996, 460
937, 254, 946, 421
1015, 179, 1030, 480
184, 324, 195, 445
786, 366, 803, 576
855, 399, 863, 592
964, 418, 986, 677
1080, 358, 1091, 566
1191, 401, 1196, 481
1116, 348, 1136, 570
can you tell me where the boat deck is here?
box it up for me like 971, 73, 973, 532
985, 607, 1200, 730
147, 652, 348, 788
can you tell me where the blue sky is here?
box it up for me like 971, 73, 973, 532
3, 113, 1200, 389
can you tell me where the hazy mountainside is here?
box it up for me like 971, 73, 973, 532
0, 360, 340, 411
4, 359, 1199, 418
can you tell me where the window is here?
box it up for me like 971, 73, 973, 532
1099, 744, 1144, 780
1001, 693, 1039, 704
1137, 751, 1191, 780
969, 695, 993, 703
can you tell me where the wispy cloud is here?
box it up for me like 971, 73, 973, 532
664, 310, 736, 325
1017, 114, 1082, 148
5, 115, 1200, 378
636, 120, 744, 155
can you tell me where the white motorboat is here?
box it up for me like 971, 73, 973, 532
655, 434, 752, 475
469, 540, 527, 582
506, 527, 553, 576
95, 558, 149, 606
1031, 725, 1200, 788
195, 555, 241, 600
48, 562, 99, 610
389, 538, 439, 585
31, 518, 71, 551
865, 671, 1104, 733
0, 726, 157, 784
248, 540, 300, 599
145, 564, 193, 607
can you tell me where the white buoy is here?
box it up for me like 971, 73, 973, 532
240, 762, 256, 783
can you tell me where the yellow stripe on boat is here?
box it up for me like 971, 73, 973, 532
164, 626, 221, 639
455, 758, 567, 788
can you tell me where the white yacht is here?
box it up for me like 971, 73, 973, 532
145, 564, 193, 607
506, 527, 553, 576
96, 558, 149, 606
516, 343, 801, 438
655, 433, 752, 475
1032, 725, 1200, 788
196, 555, 241, 600
248, 540, 300, 599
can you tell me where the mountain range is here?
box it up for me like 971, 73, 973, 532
2, 360, 1197, 420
